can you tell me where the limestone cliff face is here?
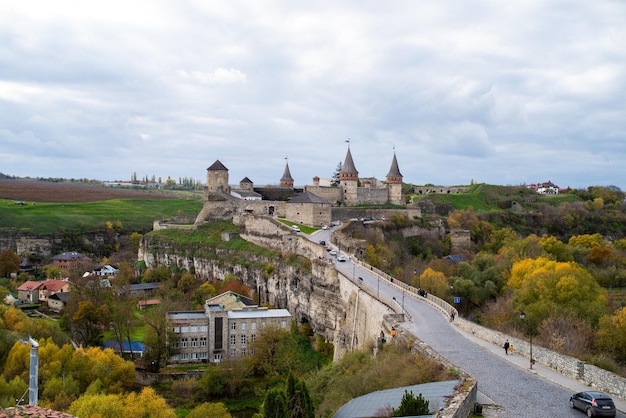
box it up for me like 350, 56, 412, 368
138, 217, 396, 360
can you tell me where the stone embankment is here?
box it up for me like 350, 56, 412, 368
455, 318, 626, 400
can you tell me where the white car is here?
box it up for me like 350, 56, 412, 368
291, 225, 300, 232
336, 254, 347, 262
329, 250, 337, 256
322, 225, 329, 230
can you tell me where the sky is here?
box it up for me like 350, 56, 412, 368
1, 1, 625, 190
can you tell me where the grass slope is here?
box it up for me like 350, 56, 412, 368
410, 183, 582, 212
0, 198, 203, 234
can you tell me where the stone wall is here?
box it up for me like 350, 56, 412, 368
304, 185, 342, 204
356, 186, 390, 205
331, 207, 421, 222
450, 229, 471, 252
455, 318, 626, 400
412, 186, 470, 195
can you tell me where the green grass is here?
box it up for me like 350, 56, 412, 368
278, 219, 318, 234
408, 183, 583, 212
0, 198, 203, 234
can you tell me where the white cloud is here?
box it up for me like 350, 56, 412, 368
0, 0, 624, 189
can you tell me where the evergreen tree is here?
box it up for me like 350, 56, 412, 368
392, 390, 429, 416
331, 162, 343, 186
263, 388, 287, 418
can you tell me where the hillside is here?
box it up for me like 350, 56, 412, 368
410, 183, 583, 212
0, 179, 203, 234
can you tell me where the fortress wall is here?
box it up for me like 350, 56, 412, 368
286, 202, 332, 227
304, 185, 342, 204
331, 207, 416, 222
413, 186, 470, 195
356, 187, 389, 205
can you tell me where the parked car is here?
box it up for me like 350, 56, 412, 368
570, 391, 616, 417
322, 225, 328, 230
291, 225, 300, 232
319, 240, 326, 246
336, 254, 347, 262
329, 250, 337, 256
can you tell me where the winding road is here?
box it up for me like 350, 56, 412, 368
315, 227, 625, 418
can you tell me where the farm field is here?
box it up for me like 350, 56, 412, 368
0, 179, 204, 234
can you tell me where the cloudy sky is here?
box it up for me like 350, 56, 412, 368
1, 1, 625, 189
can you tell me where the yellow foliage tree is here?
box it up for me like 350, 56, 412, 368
508, 257, 609, 327
187, 402, 232, 418
597, 307, 626, 362
416, 268, 449, 297
68, 387, 176, 418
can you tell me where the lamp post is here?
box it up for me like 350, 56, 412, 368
414, 269, 419, 289
520, 310, 533, 369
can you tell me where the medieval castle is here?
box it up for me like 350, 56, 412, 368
194, 146, 404, 227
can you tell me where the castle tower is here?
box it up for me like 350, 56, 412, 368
339, 145, 359, 206
280, 160, 294, 188
206, 160, 230, 194
386, 152, 404, 205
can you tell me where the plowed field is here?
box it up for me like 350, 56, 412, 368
0, 179, 178, 203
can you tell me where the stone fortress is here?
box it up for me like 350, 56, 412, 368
194, 145, 405, 228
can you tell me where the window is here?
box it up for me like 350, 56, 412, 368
200, 325, 208, 332
241, 348, 247, 356
281, 320, 287, 329
181, 338, 188, 348
251, 322, 257, 330
173, 326, 180, 333
190, 326, 198, 332
230, 349, 236, 357
214, 353, 222, 362
241, 322, 247, 331
241, 335, 247, 345
181, 326, 189, 333
230, 335, 236, 346
250, 334, 256, 344
200, 337, 207, 347
230, 322, 237, 331
191, 337, 198, 347
214, 317, 223, 350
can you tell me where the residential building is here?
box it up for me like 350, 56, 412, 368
50, 251, 90, 271
167, 293, 292, 364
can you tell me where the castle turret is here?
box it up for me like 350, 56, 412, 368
206, 160, 230, 194
386, 152, 404, 204
339, 145, 359, 205
280, 160, 294, 188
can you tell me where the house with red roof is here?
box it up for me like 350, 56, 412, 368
17, 281, 44, 303
38, 279, 71, 304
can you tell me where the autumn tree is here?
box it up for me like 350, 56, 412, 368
508, 257, 610, 329
597, 307, 626, 363
68, 387, 176, 418
71, 301, 110, 347
414, 268, 449, 297
0, 249, 20, 278
187, 402, 232, 418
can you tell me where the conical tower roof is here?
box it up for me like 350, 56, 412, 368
340, 146, 359, 178
280, 160, 294, 187
386, 152, 403, 178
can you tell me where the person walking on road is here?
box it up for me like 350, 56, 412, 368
503, 339, 510, 355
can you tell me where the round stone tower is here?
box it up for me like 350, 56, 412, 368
386, 152, 404, 205
339, 145, 359, 206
